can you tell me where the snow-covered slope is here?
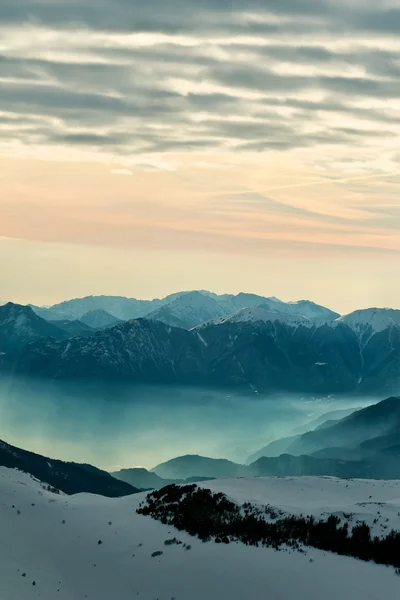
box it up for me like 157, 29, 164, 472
1, 467, 399, 600
145, 291, 228, 329
144, 292, 336, 330
31, 291, 339, 329
286, 299, 339, 321
216, 294, 339, 321
201, 476, 400, 538
337, 308, 400, 334
209, 306, 314, 328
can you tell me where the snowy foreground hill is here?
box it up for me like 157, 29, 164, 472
0, 467, 400, 600
1, 468, 400, 600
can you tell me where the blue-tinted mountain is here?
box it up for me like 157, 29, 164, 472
30, 290, 339, 329
79, 309, 123, 329
12, 318, 209, 383
0, 302, 65, 353
48, 319, 95, 337
152, 454, 246, 480
111, 467, 215, 490
31, 295, 162, 321
4, 305, 400, 394
250, 397, 400, 461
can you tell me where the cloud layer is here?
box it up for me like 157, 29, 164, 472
1, 0, 400, 305
1, 0, 400, 163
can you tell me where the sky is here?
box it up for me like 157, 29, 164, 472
1, 0, 400, 314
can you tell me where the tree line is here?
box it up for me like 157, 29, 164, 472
137, 484, 400, 569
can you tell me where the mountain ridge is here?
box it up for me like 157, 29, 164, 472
2, 303, 400, 394
28, 290, 340, 328
1, 297, 400, 395
0, 302, 66, 353
0, 438, 138, 497
248, 396, 400, 462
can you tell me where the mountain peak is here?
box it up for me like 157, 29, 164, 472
0, 303, 65, 353
337, 308, 400, 333
211, 306, 313, 327
0, 302, 44, 326
80, 308, 122, 329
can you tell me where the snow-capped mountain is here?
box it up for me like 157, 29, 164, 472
337, 308, 400, 334
30, 291, 339, 329
286, 299, 340, 321
31, 295, 163, 321
142, 292, 339, 329
7, 310, 399, 394
145, 291, 229, 329
0, 467, 399, 600
3, 299, 400, 395
205, 306, 314, 328
216, 292, 282, 313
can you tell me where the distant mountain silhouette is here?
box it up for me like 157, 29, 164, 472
149, 450, 400, 482
30, 290, 339, 328
111, 467, 215, 489
49, 319, 94, 337
149, 398, 400, 481
80, 309, 123, 329
31, 295, 163, 321
248, 397, 400, 466
152, 455, 247, 480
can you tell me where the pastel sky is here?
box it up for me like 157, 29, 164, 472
1, 0, 400, 314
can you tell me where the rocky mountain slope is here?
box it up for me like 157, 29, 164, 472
0, 303, 65, 353
145, 291, 229, 329
195, 314, 400, 393
12, 318, 209, 382
4, 303, 400, 394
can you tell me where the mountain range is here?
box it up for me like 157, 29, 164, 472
1, 293, 400, 394
117, 396, 400, 483
111, 467, 214, 490
252, 396, 400, 462
29, 290, 339, 328
1, 396, 399, 497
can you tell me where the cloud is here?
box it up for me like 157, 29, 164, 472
0, 0, 399, 164
1, 0, 400, 262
